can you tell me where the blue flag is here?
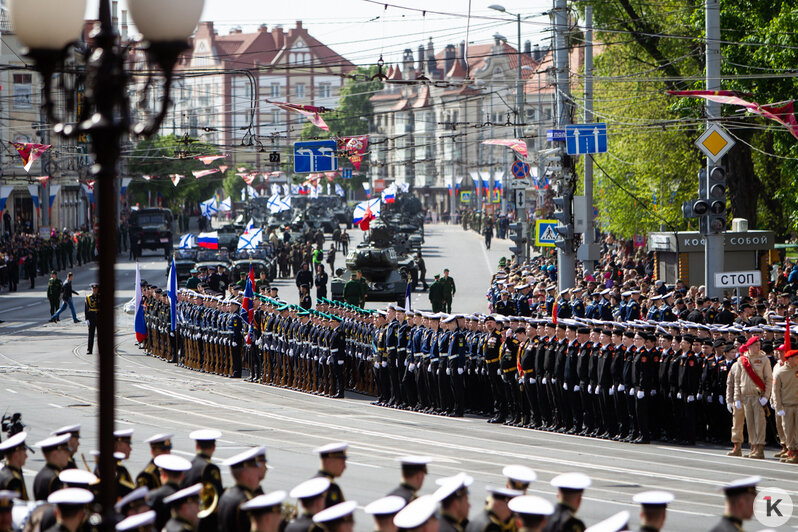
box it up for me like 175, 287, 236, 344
167, 257, 177, 332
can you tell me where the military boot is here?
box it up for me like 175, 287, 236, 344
749, 444, 765, 459
726, 443, 742, 457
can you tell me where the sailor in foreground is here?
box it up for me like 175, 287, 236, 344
33, 433, 71, 500
0, 491, 18, 532
541, 473, 591, 532
434, 473, 473, 532
388, 456, 430, 503
240, 490, 287, 532
0, 432, 28, 500
50, 424, 81, 470
709, 476, 760, 532
46, 487, 94, 532
146, 454, 192, 530
183, 429, 223, 532
116, 509, 156, 532
313, 442, 347, 507
502, 465, 537, 494
218, 446, 265, 532
162, 482, 202, 532
364, 495, 406, 532
507, 495, 555, 532
312, 500, 357, 532
632, 491, 673, 532
136, 433, 174, 489
393, 494, 441, 532
584, 511, 630, 532
113, 428, 137, 497
36, 469, 101, 531
466, 486, 522, 532
115, 486, 151, 519
285, 477, 329, 532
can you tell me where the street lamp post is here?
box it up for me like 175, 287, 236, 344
489, 5, 525, 139
9, 0, 203, 527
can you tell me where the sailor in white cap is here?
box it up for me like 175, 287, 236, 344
47, 487, 94, 532
113, 428, 136, 497
313, 442, 348, 508
182, 429, 223, 532
393, 494, 439, 532
543, 473, 591, 532
136, 433, 174, 490
0, 490, 18, 532
162, 483, 202, 532
252, 446, 269, 496
365, 495, 406, 532
0, 432, 29, 500
432, 473, 473, 532
34, 468, 102, 532
146, 454, 192, 530
388, 456, 430, 503
50, 424, 81, 470
285, 477, 331, 532
508, 495, 554, 532
33, 433, 71, 500
709, 476, 760, 532
116, 509, 156, 532
313, 500, 357, 532
631, 491, 673, 532
465, 486, 522, 532
240, 490, 287, 532
115, 486, 150, 518
219, 447, 265, 532
584, 511, 629, 532
502, 465, 537, 493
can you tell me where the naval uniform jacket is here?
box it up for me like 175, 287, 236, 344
33, 463, 63, 501
217, 483, 255, 532
541, 502, 585, 532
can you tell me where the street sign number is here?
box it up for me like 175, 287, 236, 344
565, 123, 608, 155
293, 140, 338, 173
511, 160, 530, 178
534, 219, 558, 247
714, 270, 762, 288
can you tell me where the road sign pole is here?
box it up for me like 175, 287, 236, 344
581, 1, 597, 274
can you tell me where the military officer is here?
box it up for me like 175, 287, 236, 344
33, 434, 71, 500
541, 473, 590, 532
46, 487, 94, 532
113, 429, 137, 498
508, 495, 554, 532
393, 494, 439, 532
313, 442, 347, 508
466, 484, 523, 532
114, 486, 151, 519
387, 456, 430, 503
285, 477, 329, 532
146, 454, 192, 530
632, 491, 673, 532
312, 500, 358, 532
502, 465, 537, 493
50, 424, 81, 471
365, 495, 406, 532
240, 490, 288, 532
116, 509, 157, 532
136, 433, 174, 489
218, 447, 264, 532
709, 476, 759, 532
183, 429, 224, 532
162, 482, 202, 532
85, 282, 99, 354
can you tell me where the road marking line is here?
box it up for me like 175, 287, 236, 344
48, 403, 63, 409
6, 389, 17, 394
343, 460, 382, 469
7, 322, 35, 328
0, 305, 24, 314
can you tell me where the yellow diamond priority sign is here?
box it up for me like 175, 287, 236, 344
695, 124, 735, 162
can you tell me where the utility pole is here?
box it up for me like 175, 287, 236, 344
553, 0, 575, 290
580, 1, 596, 274
704, 0, 724, 298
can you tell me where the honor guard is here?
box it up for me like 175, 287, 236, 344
285, 477, 329, 532
218, 447, 264, 532
709, 476, 760, 532
465, 485, 521, 532
34, 469, 100, 531
46, 487, 94, 532
313, 442, 347, 508
116, 509, 157, 532
50, 424, 81, 471
85, 282, 99, 354
632, 490, 673, 532
136, 433, 174, 489
240, 490, 288, 532
507, 495, 554, 532
162, 482, 202, 532
146, 454, 192, 531
393, 494, 439, 532
0, 432, 29, 500
541, 473, 591, 532
183, 429, 223, 532
312, 500, 357, 532
365, 496, 406, 532
32, 434, 71, 500
388, 456, 430, 503
113, 429, 137, 498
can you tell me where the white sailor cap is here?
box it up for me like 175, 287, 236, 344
599, 289, 611, 295
35, 433, 71, 450
144, 433, 174, 447
313, 442, 348, 457
313, 500, 358, 524
365, 495, 406, 516
89, 450, 127, 461
47, 487, 94, 506
0, 431, 27, 452
559, 289, 570, 296
51, 424, 81, 436
632, 490, 674, 507
163, 483, 202, 506
720, 476, 761, 495
434, 473, 474, 501
290, 477, 330, 499
189, 429, 222, 441
154, 454, 191, 472
114, 486, 149, 513
115, 510, 156, 531
507, 495, 554, 516
502, 465, 537, 484
222, 447, 263, 468
585, 510, 630, 532
241, 491, 287, 513
621, 291, 632, 297
442, 314, 462, 323
397, 456, 432, 467
486, 486, 524, 499
434, 472, 475, 488
550, 472, 591, 491
59, 469, 99, 486
393, 494, 439, 529
114, 429, 134, 440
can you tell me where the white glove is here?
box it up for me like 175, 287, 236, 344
595, 385, 601, 394
587, 385, 593, 394
777, 410, 786, 417
719, 395, 725, 405
759, 397, 768, 406
734, 400, 742, 410
629, 387, 635, 395
408, 363, 416, 372
636, 390, 645, 399
542, 377, 548, 384
726, 403, 733, 414
608, 387, 614, 396
617, 384, 625, 392
697, 393, 702, 400
563, 383, 568, 391
232, 342, 238, 347
498, 369, 502, 376
381, 361, 388, 368
528, 377, 536, 384
707, 395, 713, 403
574, 385, 580, 392
677, 392, 682, 400
374, 362, 380, 368
338, 360, 344, 365
457, 367, 464, 375
650, 390, 656, 396
446, 368, 451, 375
552, 378, 557, 384
687, 395, 695, 403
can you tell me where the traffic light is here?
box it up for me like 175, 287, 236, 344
707, 166, 726, 233
508, 222, 527, 260
553, 195, 573, 252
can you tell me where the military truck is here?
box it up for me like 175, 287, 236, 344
129, 207, 174, 259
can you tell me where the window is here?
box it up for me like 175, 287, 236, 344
493, 67, 503, 77
318, 82, 331, 98
271, 110, 280, 125
270, 83, 280, 98
13, 73, 32, 109
544, 108, 552, 120
295, 83, 305, 98
527, 108, 536, 121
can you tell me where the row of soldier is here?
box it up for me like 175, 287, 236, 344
138, 287, 798, 462
0, 426, 768, 532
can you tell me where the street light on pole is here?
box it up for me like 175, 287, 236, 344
488, 4, 524, 140
9, 0, 204, 528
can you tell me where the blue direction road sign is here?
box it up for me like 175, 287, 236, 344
547, 129, 566, 142
511, 160, 530, 178
341, 168, 353, 179
565, 123, 608, 155
293, 140, 338, 173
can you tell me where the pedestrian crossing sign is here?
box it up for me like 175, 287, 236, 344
535, 219, 558, 247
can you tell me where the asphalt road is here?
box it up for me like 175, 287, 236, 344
1, 225, 796, 530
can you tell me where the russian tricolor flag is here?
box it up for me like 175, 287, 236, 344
381, 185, 396, 204
134, 263, 147, 343
242, 265, 255, 345
197, 231, 219, 250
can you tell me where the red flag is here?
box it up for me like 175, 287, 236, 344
34, 176, 50, 186
10, 142, 51, 172
359, 204, 375, 230
195, 155, 226, 165
339, 135, 369, 170
264, 99, 330, 130
482, 139, 528, 158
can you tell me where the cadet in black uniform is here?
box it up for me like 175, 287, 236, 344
32, 434, 70, 500
285, 477, 329, 532
49, 424, 81, 471
136, 433, 173, 489
240, 490, 288, 532
709, 477, 759, 532
162, 483, 202, 532
0, 432, 29, 500
387, 456, 429, 503
632, 490, 674, 532
313, 442, 347, 508
45, 487, 94, 532
85, 282, 99, 354
541, 473, 590, 532
466, 484, 521, 532
183, 429, 224, 532
146, 454, 192, 531
218, 447, 264, 532
111, 429, 137, 498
